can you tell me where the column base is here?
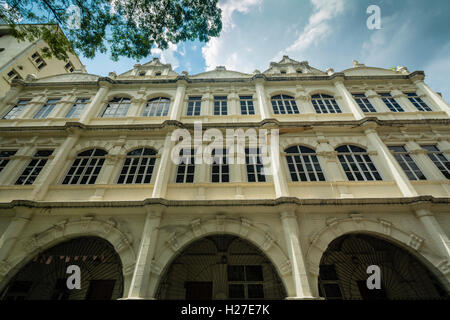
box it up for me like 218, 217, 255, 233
285, 296, 324, 300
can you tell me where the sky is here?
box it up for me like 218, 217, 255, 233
80, 0, 450, 100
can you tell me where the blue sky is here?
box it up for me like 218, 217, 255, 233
80, 0, 450, 99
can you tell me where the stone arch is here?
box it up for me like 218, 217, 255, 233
268, 91, 297, 100
104, 92, 136, 102
144, 92, 174, 102
149, 216, 294, 297
306, 215, 450, 297
307, 89, 338, 98
0, 217, 136, 295
332, 140, 371, 152
69, 143, 112, 159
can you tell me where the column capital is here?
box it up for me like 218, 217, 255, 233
144, 204, 165, 217
280, 205, 297, 218
415, 208, 434, 218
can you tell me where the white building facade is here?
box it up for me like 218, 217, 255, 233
0, 56, 449, 300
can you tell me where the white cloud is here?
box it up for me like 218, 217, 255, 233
151, 42, 180, 69
202, 0, 262, 71
423, 42, 450, 101
276, 0, 345, 59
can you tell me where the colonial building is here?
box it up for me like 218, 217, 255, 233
0, 24, 84, 98
0, 55, 449, 300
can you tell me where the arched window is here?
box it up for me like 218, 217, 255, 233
271, 95, 299, 114
117, 148, 157, 184
285, 146, 325, 181
336, 145, 382, 181
62, 149, 107, 185
102, 97, 130, 117
142, 97, 170, 116
311, 94, 341, 114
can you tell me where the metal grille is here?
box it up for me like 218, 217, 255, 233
34, 99, 60, 119
319, 234, 448, 300
0, 237, 123, 300
285, 145, 326, 182
214, 96, 228, 115
187, 96, 201, 116
176, 148, 195, 183
102, 97, 130, 117
240, 96, 255, 115
406, 93, 432, 111
271, 94, 299, 114
62, 149, 107, 185
353, 94, 376, 113
117, 148, 157, 184
336, 145, 382, 181
421, 145, 450, 179
156, 235, 286, 300
15, 150, 53, 185
0, 150, 17, 173
143, 97, 170, 116
379, 93, 404, 112
388, 146, 426, 180
245, 148, 266, 182
311, 94, 341, 114
66, 98, 89, 118
3, 99, 30, 119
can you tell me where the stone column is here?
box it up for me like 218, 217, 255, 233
415, 208, 450, 260
48, 94, 76, 118
79, 81, 111, 124
30, 128, 81, 200
268, 130, 289, 198
391, 89, 415, 112
280, 210, 314, 299
0, 144, 34, 185
366, 90, 388, 112
20, 94, 47, 118
169, 80, 187, 121
363, 123, 418, 197
152, 132, 175, 198
127, 207, 163, 299
334, 79, 365, 120
255, 78, 271, 120
413, 79, 450, 116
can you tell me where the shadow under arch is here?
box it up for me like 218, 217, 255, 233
155, 234, 287, 300
0, 236, 124, 300
317, 233, 449, 300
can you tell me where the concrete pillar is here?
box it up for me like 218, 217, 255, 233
152, 132, 175, 198
413, 79, 450, 116
255, 79, 271, 120
415, 209, 450, 260
169, 81, 187, 120
30, 130, 81, 200
364, 124, 418, 197
79, 82, 111, 124
334, 79, 365, 120
268, 130, 289, 197
127, 208, 162, 299
280, 211, 314, 299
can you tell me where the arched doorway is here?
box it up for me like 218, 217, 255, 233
156, 235, 287, 300
318, 234, 449, 300
0, 236, 124, 300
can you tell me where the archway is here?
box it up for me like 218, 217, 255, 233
0, 237, 124, 300
156, 235, 287, 300
318, 234, 449, 300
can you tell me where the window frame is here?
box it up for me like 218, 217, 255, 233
311, 94, 342, 114
117, 148, 157, 184
15, 150, 53, 185
271, 94, 299, 115
379, 93, 404, 112
406, 93, 432, 112
285, 145, 326, 182
186, 96, 202, 116
213, 96, 228, 116
239, 96, 255, 115
421, 145, 450, 179
175, 148, 196, 183
3, 99, 30, 119
33, 99, 60, 119
388, 145, 427, 180
0, 150, 17, 173
211, 148, 230, 183
61, 149, 107, 185
101, 97, 130, 118
66, 98, 89, 118
352, 93, 376, 113
336, 145, 383, 181
142, 97, 170, 117
245, 148, 266, 182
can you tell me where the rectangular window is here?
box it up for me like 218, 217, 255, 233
406, 93, 432, 111
227, 265, 264, 299
176, 148, 195, 183
240, 96, 255, 115
353, 93, 376, 113
34, 99, 60, 119
15, 150, 53, 185
187, 96, 201, 116
211, 149, 229, 183
388, 146, 426, 180
245, 148, 266, 182
214, 96, 228, 115
0, 150, 17, 173
7, 69, 21, 81
66, 98, 89, 118
64, 62, 74, 73
421, 145, 450, 179
31, 52, 46, 70
3, 99, 30, 119
379, 93, 404, 112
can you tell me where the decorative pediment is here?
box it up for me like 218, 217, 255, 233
191, 66, 251, 79
35, 72, 100, 83
119, 57, 178, 77
342, 60, 407, 76
264, 55, 326, 76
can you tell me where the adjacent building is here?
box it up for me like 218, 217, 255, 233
0, 55, 449, 300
